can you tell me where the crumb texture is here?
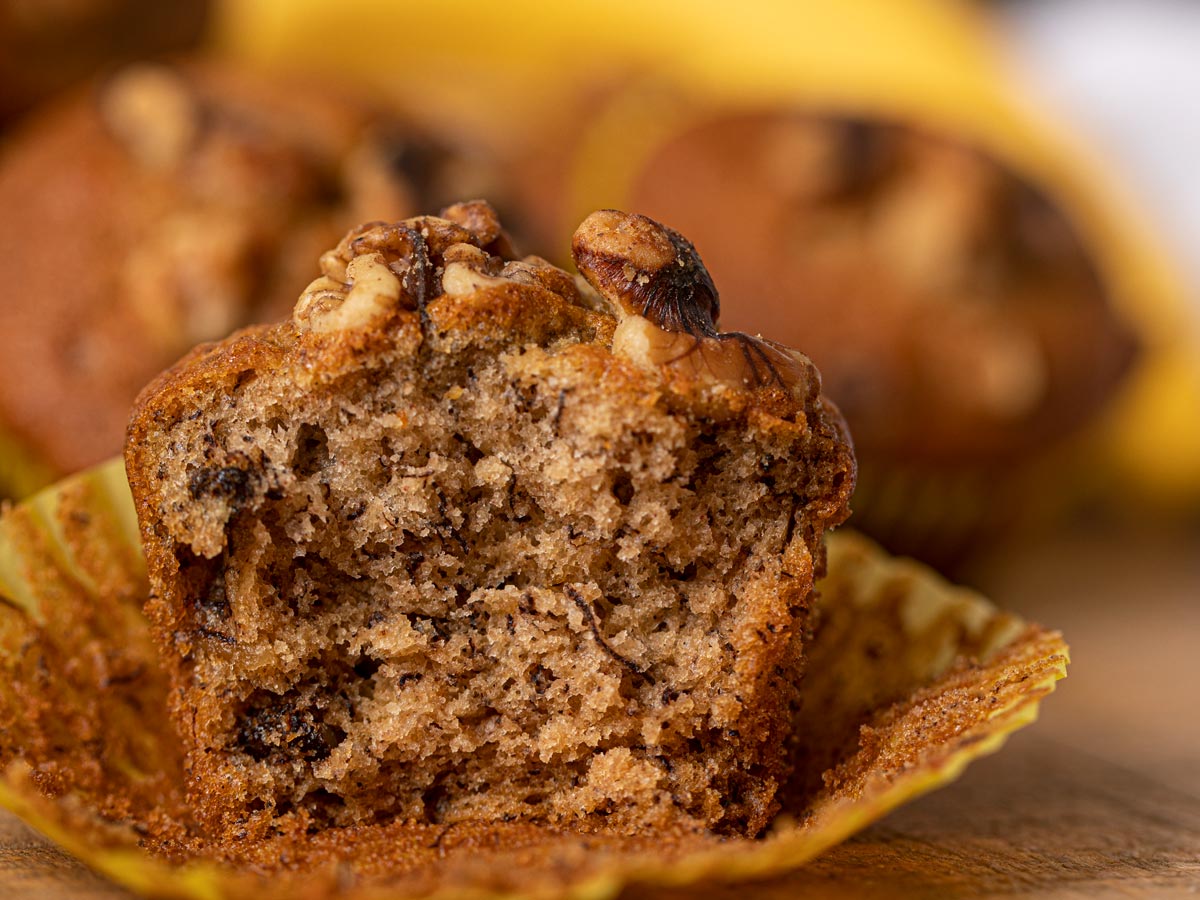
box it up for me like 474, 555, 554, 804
126, 204, 854, 841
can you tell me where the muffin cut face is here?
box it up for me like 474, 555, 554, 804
126, 203, 854, 841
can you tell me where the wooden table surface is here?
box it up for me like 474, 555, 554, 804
3, 526, 1198, 898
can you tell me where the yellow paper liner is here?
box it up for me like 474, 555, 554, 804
0, 461, 1068, 899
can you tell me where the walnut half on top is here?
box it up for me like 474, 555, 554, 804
124, 201, 855, 844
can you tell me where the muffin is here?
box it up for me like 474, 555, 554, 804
565, 111, 1138, 564
0, 60, 507, 497
124, 202, 855, 842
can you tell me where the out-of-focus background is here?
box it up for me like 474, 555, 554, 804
0, 0, 1197, 896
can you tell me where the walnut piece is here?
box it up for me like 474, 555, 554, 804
612, 315, 818, 399
573, 209, 817, 400
572, 209, 720, 335
295, 202, 599, 333
294, 253, 403, 334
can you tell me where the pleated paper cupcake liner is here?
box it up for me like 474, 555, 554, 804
0, 459, 1068, 899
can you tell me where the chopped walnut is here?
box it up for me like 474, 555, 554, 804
294, 253, 403, 334
573, 209, 817, 399
572, 209, 719, 335
296, 215, 480, 333
440, 199, 504, 247
441, 245, 507, 298
441, 251, 586, 307
297, 202, 598, 333
611, 315, 818, 399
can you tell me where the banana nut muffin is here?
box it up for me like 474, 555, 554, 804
125, 202, 855, 842
0, 60, 507, 495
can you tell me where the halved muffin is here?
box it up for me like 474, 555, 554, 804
125, 202, 854, 841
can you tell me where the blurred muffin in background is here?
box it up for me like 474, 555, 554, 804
0, 60, 511, 497
0, 0, 208, 125
555, 110, 1139, 565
